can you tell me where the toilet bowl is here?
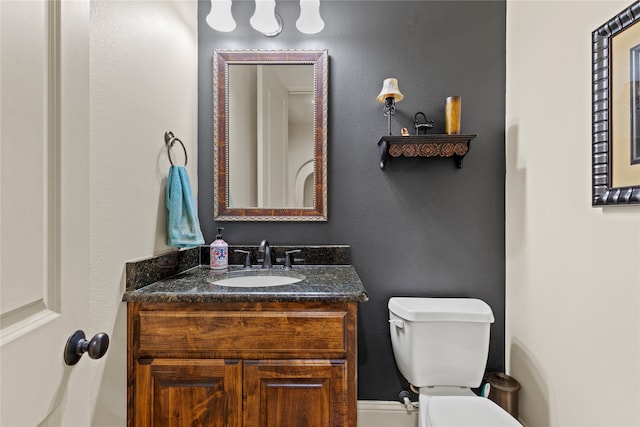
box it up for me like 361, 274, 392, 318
388, 297, 521, 427
423, 395, 521, 427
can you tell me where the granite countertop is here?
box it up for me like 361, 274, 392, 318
123, 265, 369, 303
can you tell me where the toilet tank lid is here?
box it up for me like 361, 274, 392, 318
388, 297, 495, 323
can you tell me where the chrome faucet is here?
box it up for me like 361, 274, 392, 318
259, 240, 272, 269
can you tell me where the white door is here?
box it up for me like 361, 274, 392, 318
0, 1, 91, 425
257, 65, 289, 208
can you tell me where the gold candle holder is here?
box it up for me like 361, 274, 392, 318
445, 96, 462, 134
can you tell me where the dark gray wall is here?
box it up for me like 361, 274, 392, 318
198, 0, 506, 400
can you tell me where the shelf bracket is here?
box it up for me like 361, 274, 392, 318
378, 139, 389, 169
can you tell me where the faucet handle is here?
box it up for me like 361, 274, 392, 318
284, 249, 302, 269
234, 249, 251, 268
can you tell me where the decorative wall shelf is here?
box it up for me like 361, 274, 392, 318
377, 134, 477, 169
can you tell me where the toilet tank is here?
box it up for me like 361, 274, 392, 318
388, 297, 495, 388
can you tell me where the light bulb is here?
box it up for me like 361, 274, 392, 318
296, 0, 324, 34
250, 0, 282, 37
206, 0, 236, 32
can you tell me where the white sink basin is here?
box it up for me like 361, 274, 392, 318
212, 273, 304, 288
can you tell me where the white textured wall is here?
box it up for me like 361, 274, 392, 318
88, 1, 198, 424
506, 2, 640, 426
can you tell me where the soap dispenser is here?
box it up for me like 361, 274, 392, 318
210, 227, 228, 270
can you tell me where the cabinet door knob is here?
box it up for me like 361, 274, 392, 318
64, 330, 110, 366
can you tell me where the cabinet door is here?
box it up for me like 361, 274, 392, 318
244, 360, 348, 427
133, 359, 242, 427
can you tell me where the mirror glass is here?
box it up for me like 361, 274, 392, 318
213, 50, 328, 221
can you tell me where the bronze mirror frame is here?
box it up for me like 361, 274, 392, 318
213, 49, 328, 221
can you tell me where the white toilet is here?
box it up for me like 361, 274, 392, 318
388, 297, 521, 427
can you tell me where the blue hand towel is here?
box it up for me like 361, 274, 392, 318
166, 165, 205, 248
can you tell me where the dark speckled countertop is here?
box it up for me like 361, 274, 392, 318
123, 246, 368, 303
123, 265, 368, 303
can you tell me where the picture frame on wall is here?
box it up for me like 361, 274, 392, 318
592, 1, 640, 206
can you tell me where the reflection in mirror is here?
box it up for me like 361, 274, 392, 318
213, 50, 328, 221
228, 65, 314, 208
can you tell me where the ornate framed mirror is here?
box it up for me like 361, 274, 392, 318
213, 49, 328, 221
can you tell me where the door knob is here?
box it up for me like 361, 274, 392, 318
64, 330, 110, 366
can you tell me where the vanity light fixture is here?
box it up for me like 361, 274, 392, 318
206, 0, 323, 36
206, 0, 236, 32
250, 0, 283, 37
377, 78, 404, 135
296, 0, 324, 34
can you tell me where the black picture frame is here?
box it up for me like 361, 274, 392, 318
631, 44, 640, 164
592, 1, 640, 206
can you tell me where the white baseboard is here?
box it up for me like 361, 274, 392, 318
357, 400, 418, 427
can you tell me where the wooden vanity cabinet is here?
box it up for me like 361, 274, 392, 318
127, 301, 358, 427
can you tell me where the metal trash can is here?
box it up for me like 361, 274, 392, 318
484, 372, 521, 419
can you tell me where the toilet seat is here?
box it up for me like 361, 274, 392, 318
425, 396, 521, 427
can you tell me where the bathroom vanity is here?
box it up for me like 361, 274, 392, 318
123, 252, 367, 427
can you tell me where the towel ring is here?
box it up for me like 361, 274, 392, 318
164, 131, 188, 166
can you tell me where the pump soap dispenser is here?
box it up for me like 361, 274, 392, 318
210, 227, 228, 270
